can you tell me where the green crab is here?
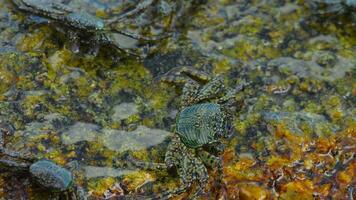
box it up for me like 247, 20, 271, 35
9, 0, 201, 57
9, 0, 165, 57
0, 129, 86, 200
129, 66, 248, 199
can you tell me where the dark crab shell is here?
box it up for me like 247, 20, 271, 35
65, 12, 105, 31
29, 160, 73, 192
176, 103, 227, 148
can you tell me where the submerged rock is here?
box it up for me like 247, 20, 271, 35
102, 125, 172, 152
111, 102, 139, 121
61, 122, 100, 145
84, 166, 135, 178
268, 56, 354, 81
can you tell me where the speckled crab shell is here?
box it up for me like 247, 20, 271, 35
176, 103, 227, 148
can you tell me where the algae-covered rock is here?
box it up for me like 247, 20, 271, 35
307, 35, 340, 51
268, 56, 354, 81
262, 111, 339, 137
17, 113, 70, 141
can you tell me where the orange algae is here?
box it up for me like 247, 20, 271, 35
219, 124, 356, 199
279, 180, 314, 200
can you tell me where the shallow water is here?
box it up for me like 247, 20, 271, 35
0, 0, 355, 199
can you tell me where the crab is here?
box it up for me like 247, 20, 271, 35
0, 129, 86, 200
9, 0, 204, 57
308, 0, 356, 19
128, 66, 248, 199
107, 0, 204, 29
9, 0, 166, 57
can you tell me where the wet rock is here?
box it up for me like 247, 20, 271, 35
23, 121, 48, 137
59, 70, 84, 84
268, 56, 354, 81
268, 57, 320, 78
43, 113, 72, 129
307, 35, 339, 50
276, 4, 300, 16
61, 122, 100, 145
102, 125, 172, 152
84, 166, 135, 178
111, 102, 139, 122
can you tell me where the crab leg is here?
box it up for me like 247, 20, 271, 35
1, 148, 22, 159
106, 0, 156, 24
110, 29, 171, 41
159, 66, 210, 85
0, 147, 35, 162
151, 163, 207, 200
194, 76, 225, 103
169, 1, 193, 29
126, 154, 167, 171
11, 0, 66, 21
0, 158, 29, 172
197, 150, 223, 185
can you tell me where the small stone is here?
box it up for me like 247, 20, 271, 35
29, 160, 73, 192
